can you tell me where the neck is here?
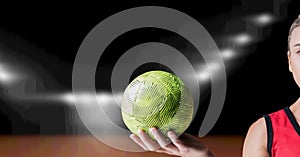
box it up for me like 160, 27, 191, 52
290, 97, 300, 119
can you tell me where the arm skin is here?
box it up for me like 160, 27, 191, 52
130, 128, 214, 157
243, 118, 270, 157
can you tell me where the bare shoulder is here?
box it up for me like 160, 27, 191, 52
245, 117, 267, 148
248, 117, 267, 135
243, 117, 269, 157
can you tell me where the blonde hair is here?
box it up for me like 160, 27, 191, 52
288, 15, 300, 51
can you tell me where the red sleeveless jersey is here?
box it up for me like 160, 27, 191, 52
264, 107, 300, 157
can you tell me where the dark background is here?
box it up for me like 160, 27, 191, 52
0, 0, 299, 136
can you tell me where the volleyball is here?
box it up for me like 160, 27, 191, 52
121, 70, 194, 139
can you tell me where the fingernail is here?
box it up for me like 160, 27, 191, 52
168, 131, 176, 137
138, 130, 144, 134
129, 134, 135, 139
149, 128, 157, 133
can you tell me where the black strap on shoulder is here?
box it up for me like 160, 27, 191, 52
284, 107, 300, 136
263, 115, 273, 157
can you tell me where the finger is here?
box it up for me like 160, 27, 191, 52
138, 130, 160, 151
155, 148, 176, 155
150, 128, 178, 153
167, 131, 188, 152
130, 134, 148, 150
149, 128, 169, 146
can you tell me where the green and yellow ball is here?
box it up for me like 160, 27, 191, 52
121, 70, 194, 139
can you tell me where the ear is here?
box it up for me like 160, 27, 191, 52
288, 51, 292, 72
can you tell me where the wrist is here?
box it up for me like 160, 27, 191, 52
198, 149, 214, 157
206, 150, 214, 157
200, 147, 214, 157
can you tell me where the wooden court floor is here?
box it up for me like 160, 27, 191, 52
0, 135, 244, 157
